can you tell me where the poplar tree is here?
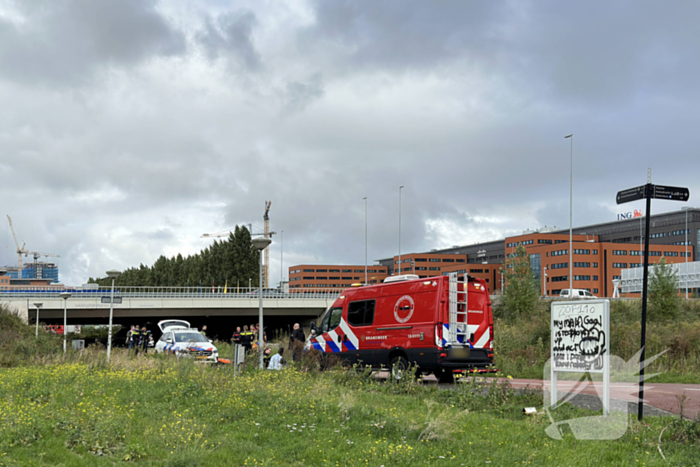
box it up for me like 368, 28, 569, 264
648, 257, 680, 320
499, 245, 540, 320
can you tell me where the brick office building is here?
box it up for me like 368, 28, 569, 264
288, 264, 389, 290
501, 232, 688, 297
290, 208, 698, 297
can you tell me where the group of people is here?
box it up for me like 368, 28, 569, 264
229, 322, 306, 369
126, 325, 151, 356
231, 323, 266, 351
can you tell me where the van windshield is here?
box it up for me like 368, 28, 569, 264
318, 307, 343, 334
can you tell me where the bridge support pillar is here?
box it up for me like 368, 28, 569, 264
2, 299, 29, 324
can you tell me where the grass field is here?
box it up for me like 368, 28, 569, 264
1, 350, 699, 466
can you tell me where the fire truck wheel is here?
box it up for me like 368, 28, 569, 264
390, 356, 408, 381
437, 370, 454, 384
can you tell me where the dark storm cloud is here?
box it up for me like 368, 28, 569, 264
197, 9, 261, 71
3, 0, 700, 285
0, 0, 185, 85
301, 0, 700, 106
300, 0, 504, 72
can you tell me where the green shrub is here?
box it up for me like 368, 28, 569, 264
649, 258, 681, 320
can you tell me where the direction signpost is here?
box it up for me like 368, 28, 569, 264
616, 180, 690, 420
616, 185, 645, 204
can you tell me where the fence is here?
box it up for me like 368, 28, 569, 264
0, 286, 342, 300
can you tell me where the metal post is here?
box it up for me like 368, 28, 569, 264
543, 267, 547, 297
60, 293, 71, 353
686, 209, 689, 299
258, 249, 264, 369
105, 269, 121, 362
640, 213, 643, 266
251, 236, 271, 369
398, 186, 404, 275
34, 303, 43, 338
565, 134, 573, 296
638, 184, 653, 421
364, 197, 368, 284
107, 277, 115, 362
281, 230, 284, 285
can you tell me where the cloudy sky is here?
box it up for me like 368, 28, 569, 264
1, 0, 699, 286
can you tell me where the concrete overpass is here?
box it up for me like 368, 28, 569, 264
0, 287, 338, 336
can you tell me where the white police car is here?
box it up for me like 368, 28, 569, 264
154, 320, 219, 363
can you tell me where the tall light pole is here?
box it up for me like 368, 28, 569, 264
363, 197, 368, 284
60, 292, 71, 353
682, 207, 691, 298
34, 302, 43, 337
398, 186, 404, 275
280, 230, 284, 286
106, 269, 121, 362
252, 236, 272, 369
565, 134, 573, 295
543, 267, 548, 297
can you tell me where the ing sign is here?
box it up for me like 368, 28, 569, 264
617, 209, 642, 221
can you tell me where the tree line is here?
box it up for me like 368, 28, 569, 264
89, 226, 261, 288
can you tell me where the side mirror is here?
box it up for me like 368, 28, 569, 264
166, 338, 173, 344
310, 322, 317, 332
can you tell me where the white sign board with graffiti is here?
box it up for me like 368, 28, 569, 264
550, 300, 610, 414
551, 300, 609, 373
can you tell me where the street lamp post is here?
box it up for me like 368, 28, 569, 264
34, 302, 43, 338
280, 230, 284, 286
565, 134, 573, 296
682, 207, 691, 298
252, 236, 272, 369
60, 292, 71, 353
398, 186, 404, 275
543, 267, 548, 297
364, 197, 368, 284
106, 270, 121, 362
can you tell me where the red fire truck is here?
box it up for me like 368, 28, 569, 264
306, 273, 494, 382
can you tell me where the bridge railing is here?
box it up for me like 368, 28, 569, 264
0, 286, 342, 300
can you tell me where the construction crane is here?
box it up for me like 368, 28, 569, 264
263, 201, 272, 288
6, 215, 27, 273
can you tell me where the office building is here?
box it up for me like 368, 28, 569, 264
291, 207, 697, 297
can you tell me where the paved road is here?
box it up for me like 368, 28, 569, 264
506, 378, 700, 419
380, 373, 699, 418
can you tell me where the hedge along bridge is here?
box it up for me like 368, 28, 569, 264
0, 286, 340, 325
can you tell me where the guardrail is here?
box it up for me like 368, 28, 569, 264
0, 286, 342, 300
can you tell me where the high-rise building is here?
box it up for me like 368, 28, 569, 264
22, 262, 59, 283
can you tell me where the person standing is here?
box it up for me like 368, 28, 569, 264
241, 325, 253, 351
134, 327, 144, 356
201, 325, 208, 337
127, 325, 135, 351
232, 326, 241, 345
140, 326, 150, 355
291, 323, 305, 362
